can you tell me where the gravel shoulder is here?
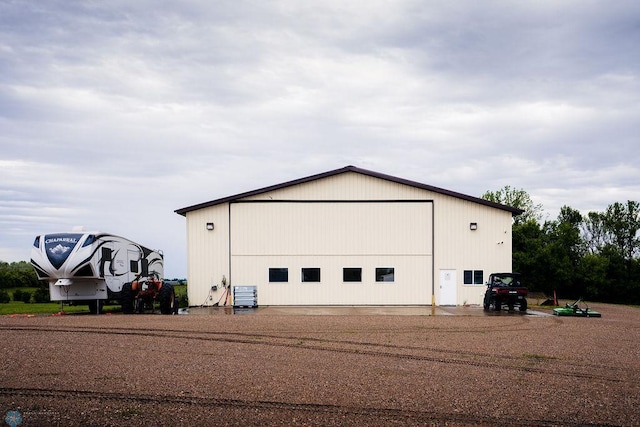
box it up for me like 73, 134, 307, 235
0, 303, 638, 426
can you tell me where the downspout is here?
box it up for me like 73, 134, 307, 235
431, 201, 435, 314
228, 202, 232, 306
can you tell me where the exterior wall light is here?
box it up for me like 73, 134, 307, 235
470, 222, 478, 231
206, 222, 214, 231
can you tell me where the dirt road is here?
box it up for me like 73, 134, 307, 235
0, 303, 638, 426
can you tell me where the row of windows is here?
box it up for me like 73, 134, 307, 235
269, 267, 395, 283
268, 268, 484, 284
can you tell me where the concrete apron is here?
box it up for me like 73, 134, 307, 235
182, 306, 552, 317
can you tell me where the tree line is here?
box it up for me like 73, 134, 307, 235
484, 187, 640, 304
0, 261, 40, 289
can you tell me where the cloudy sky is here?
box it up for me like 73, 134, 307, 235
2, 1, 639, 278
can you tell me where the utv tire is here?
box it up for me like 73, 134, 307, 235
519, 299, 528, 312
120, 282, 135, 314
159, 284, 175, 315
493, 299, 501, 312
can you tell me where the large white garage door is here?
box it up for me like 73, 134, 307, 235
230, 201, 432, 305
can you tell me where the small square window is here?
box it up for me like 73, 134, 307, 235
474, 270, 484, 285
269, 268, 288, 282
302, 268, 321, 282
376, 268, 394, 282
464, 270, 472, 284
464, 270, 484, 285
343, 268, 362, 282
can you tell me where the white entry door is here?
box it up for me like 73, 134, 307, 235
439, 270, 457, 306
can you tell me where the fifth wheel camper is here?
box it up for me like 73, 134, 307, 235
30, 231, 175, 314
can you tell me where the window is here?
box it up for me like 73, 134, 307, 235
343, 268, 362, 282
269, 268, 288, 282
82, 235, 96, 247
302, 268, 321, 282
101, 247, 112, 261
464, 270, 484, 285
376, 268, 395, 282
74, 264, 94, 277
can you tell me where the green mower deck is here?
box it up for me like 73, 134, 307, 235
553, 299, 601, 317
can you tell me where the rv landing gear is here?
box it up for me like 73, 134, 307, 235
88, 300, 104, 315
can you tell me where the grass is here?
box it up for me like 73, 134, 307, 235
0, 284, 189, 316
0, 288, 90, 315
0, 300, 116, 316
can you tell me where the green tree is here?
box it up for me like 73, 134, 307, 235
481, 186, 544, 225
580, 201, 640, 304
512, 219, 545, 291
0, 289, 10, 303
33, 286, 50, 303
541, 206, 586, 298
0, 261, 40, 288
578, 253, 609, 301
582, 211, 608, 254
603, 201, 640, 261
514, 206, 586, 298
486, 185, 640, 303
19, 290, 32, 304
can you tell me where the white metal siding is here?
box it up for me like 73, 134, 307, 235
231, 202, 430, 256
185, 204, 230, 306
230, 201, 432, 305
432, 198, 513, 305
183, 171, 515, 307
242, 173, 429, 201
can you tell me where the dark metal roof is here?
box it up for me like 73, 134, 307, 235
174, 165, 524, 216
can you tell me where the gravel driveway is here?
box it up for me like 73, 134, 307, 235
0, 303, 638, 426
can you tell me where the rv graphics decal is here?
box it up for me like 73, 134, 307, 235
44, 233, 82, 269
